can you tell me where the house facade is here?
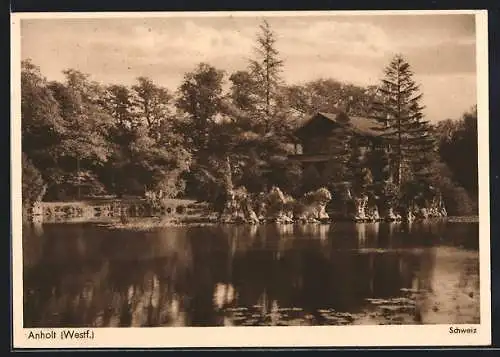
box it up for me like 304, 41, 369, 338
289, 111, 385, 195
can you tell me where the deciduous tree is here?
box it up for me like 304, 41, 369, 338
21, 60, 66, 169
44, 70, 115, 199
176, 63, 225, 153
132, 77, 172, 134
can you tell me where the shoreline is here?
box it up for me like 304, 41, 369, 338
28, 215, 480, 232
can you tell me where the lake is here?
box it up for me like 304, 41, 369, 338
22, 220, 480, 327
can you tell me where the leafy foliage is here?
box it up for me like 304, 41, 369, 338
20, 23, 478, 217
286, 79, 378, 117
176, 63, 225, 153
21, 60, 66, 168
132, 76, 173, 132
436, 107, 478, 197
433, 107, 478, 214
48, 70, 113, 164
22, 153, 46, 207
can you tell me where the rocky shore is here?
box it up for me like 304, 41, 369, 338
213, 185, 447, 225
26, 184, 448, 226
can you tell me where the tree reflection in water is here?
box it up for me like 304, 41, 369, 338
23, 221, 479, 327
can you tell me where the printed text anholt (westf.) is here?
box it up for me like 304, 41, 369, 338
27, 329, 95, 340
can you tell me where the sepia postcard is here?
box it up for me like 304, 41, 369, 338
11, 10, 491, 349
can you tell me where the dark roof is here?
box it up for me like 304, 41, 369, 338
293, 112, 346, 137
294, 111, 383, 138
317, 111, 344, 122
349, 116, 384, 136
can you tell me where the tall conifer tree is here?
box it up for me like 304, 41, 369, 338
371, 54, 435, 189
249, 20, 284, 130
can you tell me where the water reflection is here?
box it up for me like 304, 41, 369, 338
23, 221, 479, 327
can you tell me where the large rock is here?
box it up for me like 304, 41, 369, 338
255, 192, 268, 222
384, 207, 402, 222
243, 202, 260, 224
297, 187, 332, 223
266, 186, 293, 223
352, 194, 369, 222
366, 201, 380, 221
283, 194, 296, 221
431, 193, 448, 218
404, 189, 448, 221
220, 187, 259, 224
405, 209, 416, 223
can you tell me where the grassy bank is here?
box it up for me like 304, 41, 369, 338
98, 216, 220, 231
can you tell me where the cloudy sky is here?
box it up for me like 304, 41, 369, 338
20, 13, 477, 122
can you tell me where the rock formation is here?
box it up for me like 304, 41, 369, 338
266, 186, 294, 224
296, 187, 332, 223
352, 194, 369, 222
219, 186, 259, 224
214, 180, 446, 225
366, 200, 380, 221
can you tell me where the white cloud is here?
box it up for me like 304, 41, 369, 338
294, 21, 391, 57
20, 16, 477, 123
123, 21, 254, 67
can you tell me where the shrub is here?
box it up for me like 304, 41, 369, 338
303, 187, 332, 205
175, 205, 187, 215
440, 183, 477, 216
154, 169, 186, 199
43, 168, 106, 201
22, 153, 46, 207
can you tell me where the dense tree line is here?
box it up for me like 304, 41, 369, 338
21, 20, 479, 216
434, 106, 478, 215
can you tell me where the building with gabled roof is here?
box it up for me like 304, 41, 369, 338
287, 110, 386, 215
289, 111, 384, 164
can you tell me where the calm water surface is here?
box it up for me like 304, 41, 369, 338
23, 221, 480, 327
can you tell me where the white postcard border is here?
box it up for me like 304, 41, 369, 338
10, 9, 492, 349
